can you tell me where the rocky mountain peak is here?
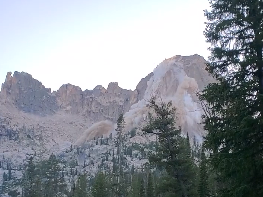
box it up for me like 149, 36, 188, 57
0, 72, 142, 121
107, 82, 121, 94
1, 71, 58, 116
123, 54, 215, 141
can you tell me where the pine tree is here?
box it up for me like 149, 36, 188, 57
139, 174, 146, 197
146, 172, 154, 197
142, 97, 198, 197
73, 174, 88, 197
198, 146, 209, 197
8, 190, 20, 197
200, 0, 263, 196
22, 156, 42, 197
3, 172, 8, 182
91, 171, 107, 197
8, 168, 12, 181
41, 154, 67, 197
115, 114, 125, 169
113, 113, 127, 197
181, 133, 198, 197
128, 173, 140, 197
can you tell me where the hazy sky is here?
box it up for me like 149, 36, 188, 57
0, 0, 210, 91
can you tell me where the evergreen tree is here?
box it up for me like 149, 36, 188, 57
207, 162, 218, 197
181, 133, 198, 197
22, 156, 42, 197
139, 175, 145, 197
200, 0, 263, 196
146, 172, 154, 197
198, 146, 209, 197
8, 168, 12, 181
115, 114, 125, 168
192, 136, 201, 160
91, 171, 107, 197
3, 172, 8, 182
128, 173, 140, 197
73, 174, 88, 197
157, 176, 178, 197
8, 190, 20, 197
142, 97, 198, 197
113, 113, 127, 197
41, 154, 67, 197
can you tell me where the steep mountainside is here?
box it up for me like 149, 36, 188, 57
0, 54, 215, 168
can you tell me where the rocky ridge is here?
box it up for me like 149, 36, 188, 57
0, 54, 215, 167
1, 71, 153, 123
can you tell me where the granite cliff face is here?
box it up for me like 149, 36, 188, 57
1, 71, 58, 115
55, 82, 138, 123
1, 72, 151, 123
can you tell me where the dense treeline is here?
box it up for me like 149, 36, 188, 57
199, 0, 263, 196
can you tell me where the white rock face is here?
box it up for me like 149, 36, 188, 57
124, 54, 215, 142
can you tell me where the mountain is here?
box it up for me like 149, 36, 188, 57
0, 54, 215, 190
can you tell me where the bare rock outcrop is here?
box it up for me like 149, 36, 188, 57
1, 72, 144, 122
1, 71, 58, 115
55, 82, 138, 123
55, 83, 83, 113
123, 55, 215, 141
135, 72, 153, 101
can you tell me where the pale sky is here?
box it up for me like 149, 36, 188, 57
0, 0, 210, 91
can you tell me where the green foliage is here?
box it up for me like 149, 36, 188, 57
3, 172, 8, 182
142, 97, 198, 197
146, 172, 154, 197
192, 136, 201, 160
112, 113, 128, 197
198, 147, 209, 197
156, 175, 179, 197
22, 156, 42, 197
8, 190, 20, 197
128, 173, 140, 197
201, 0, 263, 196
138, 174, 145, 197
73, 174, 88, 197
91, 172, 108, 197
8, 168, 12, 180
130, 128, 137, 138
40, 154, 67, 197
21, 154, 68, 197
